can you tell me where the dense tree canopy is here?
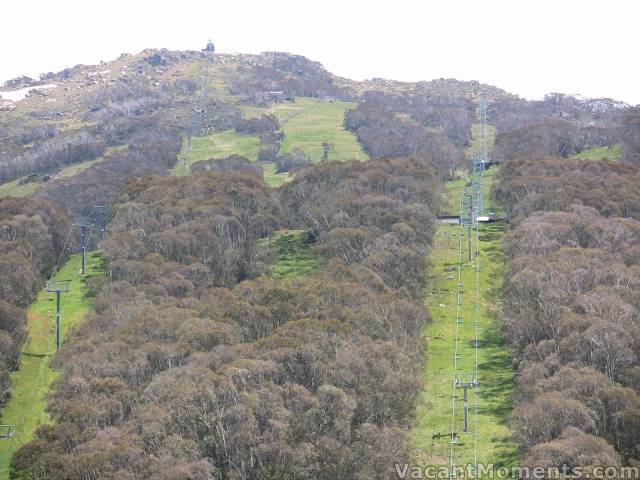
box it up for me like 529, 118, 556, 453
0, 197, 70, 407
345, 94, 466, 178
1, 46, 639, 478
490, 94, 626, 134
492, 120, 580, 162
618, 107, 640, 165
12, 155, 441, 479
493, 157, 640, 222
496, 156, 640, 467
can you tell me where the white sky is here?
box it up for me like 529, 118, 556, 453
1, 0, 638, 105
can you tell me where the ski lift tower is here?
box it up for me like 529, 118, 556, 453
472, 95, 489, 216
46, 280, 71, 350
75, 223, 92, 276
90, 205, 108, 239
455, 376, 479, 433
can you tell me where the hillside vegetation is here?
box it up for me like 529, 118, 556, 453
0, 252, 105, 479
172, 96, 368, 184
0, 177, 38, 199
493, 157, 640, 468
571, 144, 621, 161
261, 97, 368, 163
412, 168, 517, 469
0, 197, 70, 413
172, 130, 262, 175
12, 157, 443, 479
259, 229, 319, 279
0, 46, 639, 479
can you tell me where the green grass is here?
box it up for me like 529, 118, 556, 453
54, 145, 127, 180
278, 98, 368, 163
0, 178, 38, 199
56, 158, 104, 178
0, 145, 126, 199
441, 167, 501, 217
466, 123, 497, 160
260, 162, 291, 188
0, 251, 105, 479
241, 97, 369, 164
238, 103, 272, 119
411, 168, 518, 470
571, 144, 621, 161
172, 130, 262, 176
174, 98, 368, 184
261, 230, 319, 279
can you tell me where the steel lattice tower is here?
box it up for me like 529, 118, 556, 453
472, 96, 488, 216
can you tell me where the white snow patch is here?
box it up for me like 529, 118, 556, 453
0, 84, 57, 102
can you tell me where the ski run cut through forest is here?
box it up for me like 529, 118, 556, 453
0, 47, 638, 479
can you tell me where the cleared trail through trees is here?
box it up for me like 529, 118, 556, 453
411, 167, 519, 472
0, 252, 105, 479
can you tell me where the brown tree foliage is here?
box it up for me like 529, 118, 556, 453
498, 156, 640, 466
0, 197, 70, 406
37, 128, 182, 219
492, 120, 580, 162
618, 107, 640, 165
13, 156, 440, 479
493, 157, 640, 222
491, 93, 626, 134
344, 92, 467, 178
0, 132, 106, 183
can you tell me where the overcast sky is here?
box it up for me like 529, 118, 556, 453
1, 0, 638, 104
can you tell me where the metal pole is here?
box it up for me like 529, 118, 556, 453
56, 291, 61, 350
92, 205, 107, 239
468, 194, 473, 262
463, 385, 469, 433
78, 224, 91, 275
81, 226, 87, 276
